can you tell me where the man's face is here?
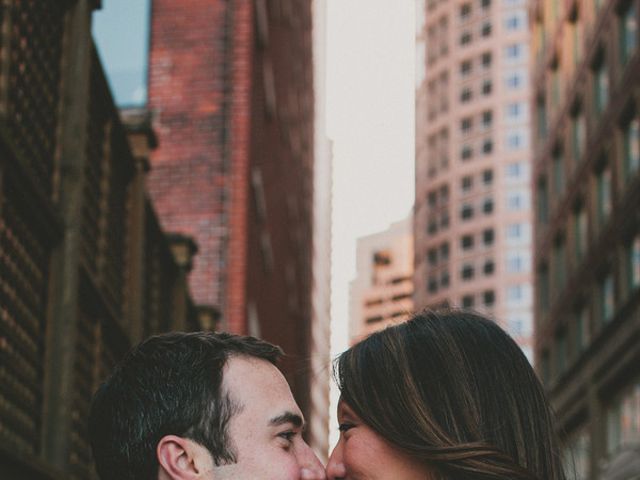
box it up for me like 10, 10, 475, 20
210, 356, 325, 480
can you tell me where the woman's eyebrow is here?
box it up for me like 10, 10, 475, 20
269, 411, 304, 429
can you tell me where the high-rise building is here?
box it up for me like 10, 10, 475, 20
349, 217, 414, 345
147, 0, 319, 436
414, 0, 534, 360
531, 0, 640, 477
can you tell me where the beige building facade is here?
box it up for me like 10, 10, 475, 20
415, 0, 534, 360
349, 217, 414, 344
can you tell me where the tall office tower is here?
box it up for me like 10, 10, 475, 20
148, 0, 317, 428
414, 0, 534, 360
349, 217, 414, 345
308, 0, 332, 460
531, 0, 640, 477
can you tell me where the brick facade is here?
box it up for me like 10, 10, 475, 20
147, 0, 315, 424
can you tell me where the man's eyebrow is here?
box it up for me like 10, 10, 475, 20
269, 411, 304, 429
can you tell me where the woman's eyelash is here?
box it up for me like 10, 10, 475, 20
338, 423, 354, 432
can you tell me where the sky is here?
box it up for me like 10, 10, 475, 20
326, 1, 415, 355
92, 0, 150, 106
326, 0, 415, 446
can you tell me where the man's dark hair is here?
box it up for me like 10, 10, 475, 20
88, 331, 283, 480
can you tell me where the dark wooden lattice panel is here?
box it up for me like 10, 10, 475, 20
0, 185, 49, 456
69, 305, 126, 480
0, 0, 67, 197
80, 52, 133, 320
80, 59, 109, 284
100, 124, 132, 314
143, 207, 177, 336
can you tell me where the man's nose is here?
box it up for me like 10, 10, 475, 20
297, 441, 327, 480
325, 443, 346, 479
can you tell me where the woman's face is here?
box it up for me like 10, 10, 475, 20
326, 400, 432, 480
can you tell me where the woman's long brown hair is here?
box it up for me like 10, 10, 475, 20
334, 310, 566, 480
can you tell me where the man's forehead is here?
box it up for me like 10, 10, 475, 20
222, 355, 303, 420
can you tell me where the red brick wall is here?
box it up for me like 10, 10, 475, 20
147, 0, 232, 311
244, 1, 315, 420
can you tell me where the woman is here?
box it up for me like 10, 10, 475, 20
326, 310, 566, 480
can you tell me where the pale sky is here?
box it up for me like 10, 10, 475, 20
326, 0, 416, 445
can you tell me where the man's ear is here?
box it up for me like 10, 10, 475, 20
157, 435, 213, 479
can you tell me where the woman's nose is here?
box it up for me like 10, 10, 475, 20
326, 443, 346, 479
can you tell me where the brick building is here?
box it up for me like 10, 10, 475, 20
531, 0, 640, 478
0, 1, 199, 478
147, 0, 320, 444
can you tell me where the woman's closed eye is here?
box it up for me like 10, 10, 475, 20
338, 422, 355, 433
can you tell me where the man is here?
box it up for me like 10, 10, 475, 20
89, 331, 326, 479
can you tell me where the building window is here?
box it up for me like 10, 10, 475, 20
483, 259, 495, 275
460, 86, 472, 102
428, 276, 439, 293
460, 31, 472, 45
537, 96, 548, 140
460, 2, 472, 20
506, 250, 529, 273
573, 206, 588, 262
506, 222, 530, 245
428, 248, 438, 266
506, 162, 525, 180
461, 203, 474, 220
460, 59, 472, 77
596, 165, 612, 228
553, 239, 566, 290
461, 263, 475, 280
483, 289, 495, 306
481, 109, 493, 129
606, 381, 640, 455
460, 116, 473, 134
552, 149, 565, 195
440, 242, 450, 261
461, 234, 474, 250
506, 284, 528, 305
505, 43, 525, 62
482, 169, 493, 185
481, 0, 491, 10
482, 138, 493, 154
482, 197, 494, 214
506, 101, 524, 121
599, 273, 615, 323
506, 189, 528, 211
628, 234, 640, 290
538, 266, 550, 315
428, 218, 438, 234
575, 306, 590, 354
481, 51, 492, 68
504, 10, 526, 31
462, 294, 474, 308
619, 1, 638, 66
572, 109, 586, 162
461, 175, 473, 192
481, 79, 492, 95
555, 330, 568, 375
505, 69, 525, 89
593, 54, 609, 115
461, 144, 473, 160
537, 178, 549, 226
481, 21, 492, 37
441, 270, 450, 288
483, 228, 494, 246
440, 210, 450, 228
623, 116, 640, 178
